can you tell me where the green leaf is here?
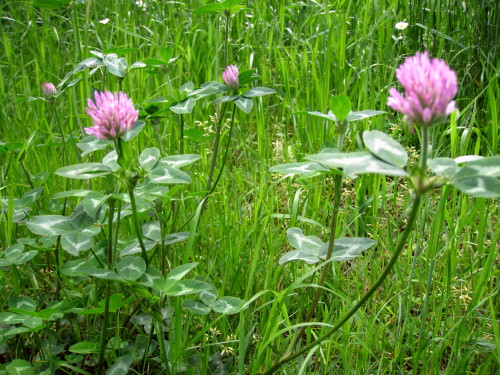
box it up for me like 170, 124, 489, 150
363, 130, 408, 168
140, 265, 165, 291
120, 238, 158, 257
269, 162, 330, 175
170, 97, 196, 114
321, 237, 377, 261
9, 297, 36, 312
102, 150, 120, 172
159, 46, 174, 62
77, 136, 112, 156
180, 81, 196, 93
19, 186, 44, 207
5, 359, 35, 375
143, 58, 168, 66
454, 156, 500, 178
61, 233, 94, 256
156, 154, 202, 169
60, 259, 89, 276
306, 152, 408, 177
139, 147, 160, 172
69, 341, 98, 354
143, 221, 161, 242
148, 165, 191, 184
103, 54, 127, 77
234, 96, 254, 113
81, 194, 109, 218
278, 253, 320, 265
346, 110, 385, 122
198, 285, 218, 307
128, 61, 147, 71
69, 203, 98, 230
330, 94, 351, 122
213, 94, 239, 104
166, 262, 198, 287
212, 296, 246, 314
78, 267, 122, 281
74, 57, 104, 74
193, 0, 243, 13
165, 279, 212, 296
121, 121, 145, 141
106, 356, 134, 375
297, 110, 336, 122
287, 227, 324, 254
164, 231, 190, 245
428, 158, 458, 178
452, 175, 500, 198
116, 257, 147, 281
241, 87, 275, 98
12, 251, 38, 265
55, 163, 112, 179
0, 312, 27, 325
26, 215, 74, 236
182, 299, 211, 315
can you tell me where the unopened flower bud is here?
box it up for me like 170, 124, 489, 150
41, 82, 57, 100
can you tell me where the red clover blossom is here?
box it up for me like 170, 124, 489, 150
41, 82, 57, 100
84, 91, 138, 140
222, 65, 239, 90
387, 51, 457, 128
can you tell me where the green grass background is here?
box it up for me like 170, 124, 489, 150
0, 0, 498, 373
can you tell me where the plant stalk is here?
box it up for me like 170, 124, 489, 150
205, 103, 228, 194
209, 103, 237, 195
263, 193, 422, 374
97, 199, 115, 375
285, 173, 343, 355
128, 189, 149, 265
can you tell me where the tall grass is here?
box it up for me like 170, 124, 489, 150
0, 0, 498, 373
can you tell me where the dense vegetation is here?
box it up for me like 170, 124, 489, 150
0, 0, 498, 374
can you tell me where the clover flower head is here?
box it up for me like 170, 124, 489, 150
84, 91, 138, 140
41, 82, 57, 99
395, 22, 409, 30
222, 65, 239, 90
387, 51, 457, 128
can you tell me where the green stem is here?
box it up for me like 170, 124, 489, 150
263, 193, 422, 374
179, 114, 184, 154
285, 174, 343, 355
209, 103, 236, 195
97, 199, 115, 375
155, 304, 171, 375
420, 126, 430, 170
224, 12, 230, 67
284, 127, 346, 355
128, 189, 149, 266
205, 103, 228, 194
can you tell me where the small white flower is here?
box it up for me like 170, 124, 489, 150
135, 0, 147, 10
395, 22, 409, 30
99, 18, 110, 24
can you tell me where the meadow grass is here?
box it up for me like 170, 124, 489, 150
0, 0, 498, 373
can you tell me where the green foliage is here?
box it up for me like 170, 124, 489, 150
0, 0, 498, 374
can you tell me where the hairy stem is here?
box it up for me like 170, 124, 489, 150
209, 103, 237, 196
205, 103, 228, 194
97, 199, 115, 375
285, 173, 343, 355
128, 189, 149, 265
263, 193, 422, 374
